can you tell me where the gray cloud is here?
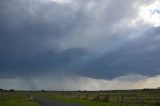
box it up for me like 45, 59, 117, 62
0, 0, 160, 84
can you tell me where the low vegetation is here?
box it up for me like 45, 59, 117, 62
0, 92, 39, 106
35, 89, 160, 106
1, 89, 160, 106
42, 95, 150, 106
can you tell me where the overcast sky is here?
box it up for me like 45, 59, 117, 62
0, 0, 160, 90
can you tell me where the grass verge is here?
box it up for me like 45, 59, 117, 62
0, 92, 40, 106
37, 93, 151, 106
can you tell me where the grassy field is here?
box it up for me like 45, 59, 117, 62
0, 89, 160, 106
42, 95, 151, 106
0, 92, 40, 106
35, 90, 159, 106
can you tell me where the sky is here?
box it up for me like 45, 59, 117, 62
0, 0, 160, 90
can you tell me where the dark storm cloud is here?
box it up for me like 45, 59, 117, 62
0, 48, 87, 78
69, 27, 160, 79
0, 0, 86, 78
0, 0, 160, 80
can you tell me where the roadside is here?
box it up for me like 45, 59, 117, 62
35, 92, 151, 106
33, 96, 83, 106
0, 92, 39, 106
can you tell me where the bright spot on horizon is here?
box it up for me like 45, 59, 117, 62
50, 0, 72, 4
139, 1, 160, 27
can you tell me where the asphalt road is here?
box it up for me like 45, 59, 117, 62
33, 96, 83, 106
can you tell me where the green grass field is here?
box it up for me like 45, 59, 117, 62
0, 92, 39, 106
1, 89, 160, 106
36, 92, 152, 106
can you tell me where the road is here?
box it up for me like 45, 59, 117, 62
33, 96, 83, 106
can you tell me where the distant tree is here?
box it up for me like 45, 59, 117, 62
41, 90, 46, 92
9, 89, 15, 92
0, 88, 4, 91
142, 88, 150, 91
